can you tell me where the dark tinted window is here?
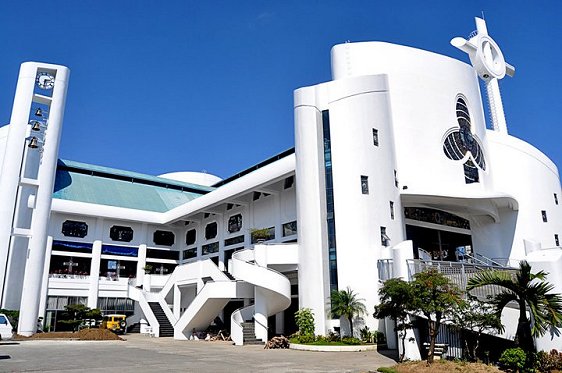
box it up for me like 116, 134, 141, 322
147, 248, 179, 260
186, 229, 196, 245
205, 222, 217, 240
110, 226, 133, 242
153, 230, 175, 246
62, 220, 88, 238
228, 214, 242, 233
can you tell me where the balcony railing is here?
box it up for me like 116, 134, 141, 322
378, 258, 516, 301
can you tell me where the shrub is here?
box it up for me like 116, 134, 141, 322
360, 326, 374, 343
294, 308, 315, 337
376, 368, 397, 373
374, 331, 386, 344
341, 336, 362, 345
537, 349, 562, 372
326, 329, 340, 342
289, 333, 315, 344
499, 347, 526, 372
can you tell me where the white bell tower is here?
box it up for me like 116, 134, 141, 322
451, 17, 515, 134
0, 62, 69, 336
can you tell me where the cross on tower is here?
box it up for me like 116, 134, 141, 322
451, 17, 515, 134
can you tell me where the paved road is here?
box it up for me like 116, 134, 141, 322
0, 334, 396, 372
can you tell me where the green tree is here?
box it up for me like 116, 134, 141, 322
58, 304, 102, 332
450, 295, 504, 361
373, 278, 415, 362
330, 287, 367, 338
294, 308, 315, 337
410, 269, 463, 364
467, 261, 562, 353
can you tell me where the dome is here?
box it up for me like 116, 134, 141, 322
158, 171, 222, 187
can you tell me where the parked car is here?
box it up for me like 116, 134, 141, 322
0, 313, 13, 340
100, 314, 127, 334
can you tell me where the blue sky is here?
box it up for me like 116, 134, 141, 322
1, 1, 561, 180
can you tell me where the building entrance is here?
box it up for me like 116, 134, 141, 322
404, 207, 472, 261
406, 225, 472, 261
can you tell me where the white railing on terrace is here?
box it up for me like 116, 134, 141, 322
377, 258, 516, 301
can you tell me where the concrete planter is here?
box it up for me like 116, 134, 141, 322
289, 343, 378, 352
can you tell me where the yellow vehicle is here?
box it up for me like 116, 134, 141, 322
100, 314, 127, 334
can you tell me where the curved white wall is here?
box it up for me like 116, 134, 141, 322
483, 132, 562, 260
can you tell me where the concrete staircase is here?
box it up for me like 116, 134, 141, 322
148, 302, 174, 337
241, 321, 264, 345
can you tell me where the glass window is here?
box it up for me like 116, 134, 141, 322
205, 222, 217, 240
202, 242, 219, 255
251, 227, 275, 244
361, 175, 369, 195
62, 220, 88, 238
146, 249, 179, 260
225, 235, 244, 247
284, 176, 294, 189
556, 234, 560, 247
283, 221, 297, 237
153, 230, 175, 246
228, 214, 242, 233
390, 201, 394, 220
372, 128, 379, 146
394, 170, 399, 188
380, 227, 390, 247
186, 229, 196, 245
109, 226, 133, 242
542, 210, 548, 223
555, 193, 559, 205
183, 248, 197, 260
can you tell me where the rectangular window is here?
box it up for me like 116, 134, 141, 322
361, 175, 369, 195
542, 210, 548, 222
390, 201, 395, 220
380, 227, 390, 247
556, 234, 560, 247
183, 248, 197, 260
555, 194, 559, 205
202, 242, 219, 255
372, 128, 379, 146
282, 221, 297, 237
284, 176, 294, 189
394, 170, 399, 188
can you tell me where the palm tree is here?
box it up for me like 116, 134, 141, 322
466, 260, 562, 352
330, 287, 367, 337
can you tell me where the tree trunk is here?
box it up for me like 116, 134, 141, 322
349, 317, 353, 338
427, 313, 442, 364
400, 331, 407, 362
515, 301, 534, 353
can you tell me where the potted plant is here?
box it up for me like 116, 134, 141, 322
143, 264, 153, 274
250, 228, 270, 243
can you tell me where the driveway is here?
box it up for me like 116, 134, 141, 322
0, 334, 396, 372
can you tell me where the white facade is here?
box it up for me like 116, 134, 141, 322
0, 17, 561, 354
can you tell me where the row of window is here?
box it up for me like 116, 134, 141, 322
182, 221, 298, 261
62, 221, 176, 246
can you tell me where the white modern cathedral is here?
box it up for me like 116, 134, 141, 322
1, 18, 562, 356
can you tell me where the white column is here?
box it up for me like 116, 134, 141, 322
254, 287, 268, 341
275, 311, 284, 335
0, 63, 39, 304
392, 240, 414, 280
37, 236, 53, 324
87, 240, 102, 309
138, 244, 150, 291
294, 100, 330, 335
173, 284, 181, 319
18, 64, 70, 336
